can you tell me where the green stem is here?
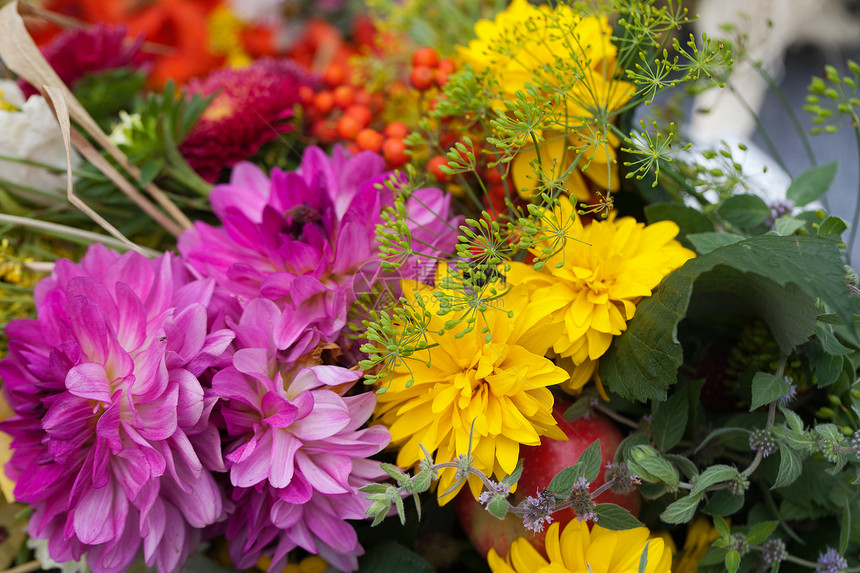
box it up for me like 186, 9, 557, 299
0, 214, 160, 257
728, 85, 790, 174
848, 124, 860, 260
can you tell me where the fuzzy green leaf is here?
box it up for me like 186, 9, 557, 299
688, 232, 745, 255
487, 496, 509, 520
725, 550, 741, 573
716, 194, 770, 228
691, 465, 739, 497
593, 503, 644, 530
747, 521, 778, 545
786, 160, 837, 206
750, 372, 792, 411
660, 493, 702, 524
601, 235, 856, 403
652, 389, 689, 451
773, 447, 802, 489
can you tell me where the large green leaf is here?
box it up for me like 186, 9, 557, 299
786, 160, 837, 206
600, 235, 856, 402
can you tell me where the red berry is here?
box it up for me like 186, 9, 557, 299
322, 62, 347, 88
411, 46, 440, 68
298, 85, 316, 106
383, 122, 409, 139
435, 67, 451, 87
353, 89, 372, 107
409, 65, 436, 91
312, 91, 335, 115
337, 115, 362, 140
344, 104, 372, 128
382, 138, 409, 167
437, 58, 456, 74
427, 155, 452, 182
333, 85, 355, 109
355, 128, 384, 153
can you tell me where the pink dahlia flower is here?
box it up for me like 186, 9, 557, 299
20, 25, 148, 98
0, 244, 235, 573
211, 298, 390, 572
178, 145, 462, 359
179, 58, 309, 183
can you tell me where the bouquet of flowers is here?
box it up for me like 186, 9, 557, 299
0, 0, 859, 572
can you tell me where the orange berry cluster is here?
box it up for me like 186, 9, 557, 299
408, 47, 456, 91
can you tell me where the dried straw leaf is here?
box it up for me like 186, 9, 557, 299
0, 1, 191, 235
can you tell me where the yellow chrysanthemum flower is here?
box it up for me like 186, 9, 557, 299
674, 517, 722, 573
506, 197, 695, 389
374, 275, 569, 503
457, 0, 634, 201
488, 520, 673, 573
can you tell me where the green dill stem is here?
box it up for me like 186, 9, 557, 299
0, 214, 160, 256
593, 402, 639, 430
0, 153, 103, 180
727, 85, 790, 174
848, 123, 860, 261
163, 164, 212, 198
750, 62, 818, 168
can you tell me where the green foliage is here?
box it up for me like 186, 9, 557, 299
600, 235, 854, 402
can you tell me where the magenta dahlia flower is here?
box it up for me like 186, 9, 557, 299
178, 145, 461, 359
179, 58, 309, 183
20, 25, 148, 97
0, 244, 235, 573
211, 298, 390, 572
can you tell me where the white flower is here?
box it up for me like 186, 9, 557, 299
0, 80, 79, 205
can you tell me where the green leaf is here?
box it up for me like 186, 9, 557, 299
703, 490, 744, 516
818, 216, 848, 238
716, 194, 770, 228
644, 203, 715, 245
780, 407, 804, 432
547, 467, 579, 497
815, 353, 844, 387
713, 516, 731, 537
691, 465, 739, 497
774, 217, 808, 236
381, 463, 410, 483
577, 440, 603, 483
593, 503, 644, 530
638, 542, 650, 573
564, 394, 595, 421
360, 484, 390, 495
139, 158, 164, 187
688, 232, 746, 255
786, 160, 837, 206
628, 456, 679, 489
359, 541, 435, 573
773, 447, 802, 489
601, 235, 857, 403
660, 493, 702, 524
750, 372, 792, 411
747, 521, 778, 545
652, 389, 689, 451
816, 322, 851, 355
500, 460, 524, 489
487, 496, 509, 520
725, 549, 741, 573
665, 454, 699, 479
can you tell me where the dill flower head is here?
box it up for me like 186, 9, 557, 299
179, 58, 309, 183
0, 244, 234, 573
507, 197, 695, 386
373, 272, 569, 502
457, 0, 634, 201
488, 520, 672, 573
